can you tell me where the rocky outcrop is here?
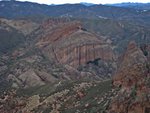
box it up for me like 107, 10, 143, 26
36, 21, 82, 48
36, 21, 115, 67
113, 41, 147, 88
0, 19, 116, 91
7, 69, 57, 88
109, 41, 150, 113
54, 37, 115, 67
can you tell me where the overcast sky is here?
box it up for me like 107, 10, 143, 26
18, 0, 150, 5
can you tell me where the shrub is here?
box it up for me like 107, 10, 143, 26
130, 85, 137, 99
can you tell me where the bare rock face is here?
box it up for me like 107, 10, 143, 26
53, 31, 115, 67
18, 69, 46, 88
36, 21, 82, 48
113, 41, 147, 88
8, 69, 57, 88
1, 19, 116, 90
36, 21, 115, 67
109, 41, 150, 113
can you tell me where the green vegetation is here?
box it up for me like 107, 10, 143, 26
60, 80, 112, 113
0, 25, 25, 54
80, 18, 150, 53
130, 85, 137, 99
17, 82, 57, 97
16, 80, 113, 113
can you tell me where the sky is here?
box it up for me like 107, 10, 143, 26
18, 0, 150, 5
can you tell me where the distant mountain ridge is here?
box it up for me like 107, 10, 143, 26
80, 2, 96, 6
108, 2, 150, 10
0, 0, 139, 19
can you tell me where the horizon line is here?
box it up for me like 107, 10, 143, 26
0, 0, 150, 5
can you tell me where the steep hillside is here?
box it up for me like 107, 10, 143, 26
1, 1, 150, 30
81, 18, 150, 53
0, 18, 40, 54
0, 2, 149, 112
0, 18, 39, 35
0, 80, 116, 113
109, 41, 150, 113
0, 18, 116, 91
35, 21, 115, 67
0, 20, 25, 54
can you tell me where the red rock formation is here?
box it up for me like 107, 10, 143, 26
113, 41, 147, 88
109, 41, 150, 113
36, 21, 115, 67
36, 21, 81, 48
55, 43, 114, 67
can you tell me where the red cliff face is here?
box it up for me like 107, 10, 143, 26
36, 21, 115, 67
54, 43, 114, 67
36, 21, 81, 48
109, 41, 150, 113
113, 41, 147, 88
